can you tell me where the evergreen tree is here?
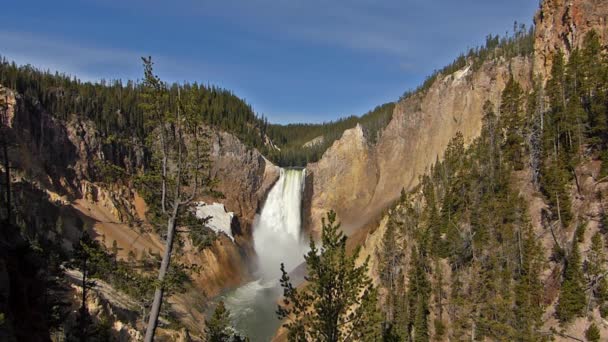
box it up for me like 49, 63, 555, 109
111, 240, 119, 262
587, 232, 608, 308
206, 301, 232, 342
585, 322, 601, 342
500, 76, 525, 170
513, 224, 544, 341
556, 242, 586, 322
413, 293, 429, 342
140, 57, 215, 342
277, 210, 382, 342
406, 247, 430, 341
541, 50, 573, 226
378, 217, 403, 324
388, 273, 409, 341
481, 100, 501, 188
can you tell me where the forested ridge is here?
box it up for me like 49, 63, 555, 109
406, 22, 534, 98
0, 22, 535, 168
266, 103, 395, 166
374, 30, 608, 341
0, 56, 394, 167
0, 56, 268, 150
267, 22, 536, 166
272, 28, 608, 339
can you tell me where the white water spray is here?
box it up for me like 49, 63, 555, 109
253, 168, 307, 280
216, 168, 308, 341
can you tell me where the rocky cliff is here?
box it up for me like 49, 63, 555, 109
534, 0, 608, 79
4, 82, 278, 230
305, 57, 532, 234
208, 130, 279, 236
347, 0, 608, 340
1, 82, 279, 337
306, 0, 608, 236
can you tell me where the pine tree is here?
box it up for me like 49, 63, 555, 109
378, 217, 403, 323
588, 232, 608, 308
500, 76, 525, 170
388, 273, 409, 341
111, 240, 119, 263
585, 322, 601, 342
449, 272, 472, 341
141, 57, 215, 342
405, 247, 430, 341
514, 224, 544, 341
481, 100, 501, 188
277, 210, 382, 342
206, 301, 232, 342
556, 242, 586, 322
541, 50, 574, 226
413, 293, 429, 342
73, 233, 94, 342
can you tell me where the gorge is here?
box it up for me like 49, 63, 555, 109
2, 0, 608, 341
212, 168, 308, 341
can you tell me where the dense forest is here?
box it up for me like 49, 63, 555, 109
374, 30, 608, 341
0, 56, 269, 150
266, 103, 395, 166
0, 56, 394, 167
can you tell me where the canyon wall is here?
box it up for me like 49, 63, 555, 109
306, 0, 608, 236
207, 130, 279, 236
1, 83, 278, 335
305, 57, 532, 234
534, 0, 608, 79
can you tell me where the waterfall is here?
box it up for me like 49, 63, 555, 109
214, 168, 308, 341
253, 168, 307, 280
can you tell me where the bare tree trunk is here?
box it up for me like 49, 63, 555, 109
160, 134, 168, 214
79, 253, 88, 342
517, 225, 523, 274
2, 141, 10, 224
144, 204, 179, 342
556, 191, 563, 228
549, 221, 561, 250
471, 318, 476, 342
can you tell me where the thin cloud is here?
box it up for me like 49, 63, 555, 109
0, 0, 539, 123
0, 30, 232, 86
0, 30, 144, 81
289, 26, 411, 56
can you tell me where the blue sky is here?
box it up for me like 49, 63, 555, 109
1, 0, 538, 124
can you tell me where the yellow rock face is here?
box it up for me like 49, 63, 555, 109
306, 57, 533, 235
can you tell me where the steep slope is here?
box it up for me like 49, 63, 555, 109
534, 0, 608, 79
348, 0, 608, 340
207, 131, 280, 237
305, 57, 532, 234
0, 82, 279, 338
306, 0, 608, 236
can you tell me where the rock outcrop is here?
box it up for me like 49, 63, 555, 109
0, 86, 16, 128
302, 135, 324, 148
2, 82, 279, 337
207, 130, 280, 235
305, 57, 533, 234
534, 0, 608, 79
306, 0, 608, 237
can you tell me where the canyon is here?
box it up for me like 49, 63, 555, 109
2, 0, 608, 340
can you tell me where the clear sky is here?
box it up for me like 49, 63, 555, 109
1, 0, 539, 124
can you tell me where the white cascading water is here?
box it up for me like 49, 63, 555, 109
253, 168, 307, 280
215, 168, 308, 341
